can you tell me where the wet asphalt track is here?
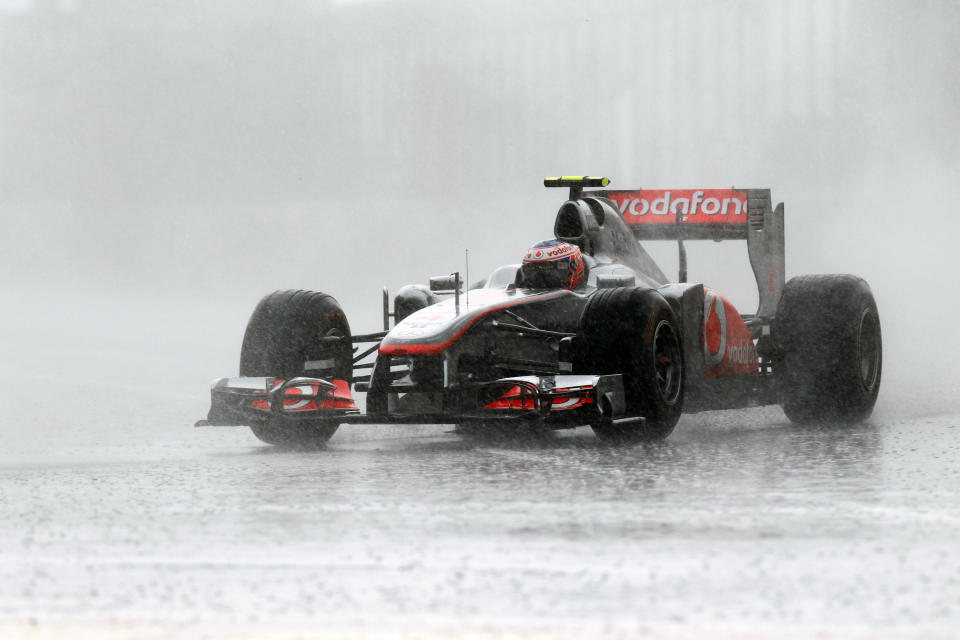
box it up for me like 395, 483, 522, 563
1, 289, 958, 638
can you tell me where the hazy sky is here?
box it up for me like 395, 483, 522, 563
1, 2, 958, 399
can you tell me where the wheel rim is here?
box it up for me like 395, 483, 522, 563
857, 309, 881, 392
653, 319, 682, 405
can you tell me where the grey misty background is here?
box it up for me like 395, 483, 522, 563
1, 0, 958, 419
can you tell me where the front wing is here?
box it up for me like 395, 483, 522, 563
196, 374, 629, 429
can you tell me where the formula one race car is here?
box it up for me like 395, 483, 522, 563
197, 176, 882, 446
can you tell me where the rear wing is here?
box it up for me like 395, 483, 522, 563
544, 179, 785, 320
597, 189, 761, 240
600, 188, 784, 320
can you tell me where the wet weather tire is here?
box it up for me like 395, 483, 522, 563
248, 421, 340, 449
239, 290, 352, 446
578, 287, 684, 441
773, 275, 882, 424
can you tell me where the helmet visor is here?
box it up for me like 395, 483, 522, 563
521, 258, 569, 289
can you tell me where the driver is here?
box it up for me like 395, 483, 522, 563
519, 239, 587, 290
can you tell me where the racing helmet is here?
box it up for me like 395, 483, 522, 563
520, 239, 586, 290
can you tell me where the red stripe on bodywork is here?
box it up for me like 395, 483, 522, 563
379, 290, 568, 356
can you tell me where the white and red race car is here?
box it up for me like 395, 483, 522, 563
198, 177, 882, 446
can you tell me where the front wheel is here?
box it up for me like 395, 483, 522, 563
249, 420, 340, 449
577, 287, 685, 442
239, 290, 353, 446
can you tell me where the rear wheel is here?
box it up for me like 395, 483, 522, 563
239, 290, 352, 446
577, 287, 684, 441
773, 275, 881, 423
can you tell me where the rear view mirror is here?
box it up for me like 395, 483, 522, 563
429, 274, 462, 293
596, 274, 636, 289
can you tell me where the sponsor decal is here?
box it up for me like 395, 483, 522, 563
703, 290, 727, 368
524, 243, 577, 262
606, 189, 748, 225
726, 338, 758, 367
701, 288, 760, 377
392, 326, 426, 338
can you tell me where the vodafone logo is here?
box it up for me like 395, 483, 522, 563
726, 339, 758, 367
703, 290, 727, 368
524, 242, 575, 262
608, 189, 748, 225
702, 289, 760, 372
